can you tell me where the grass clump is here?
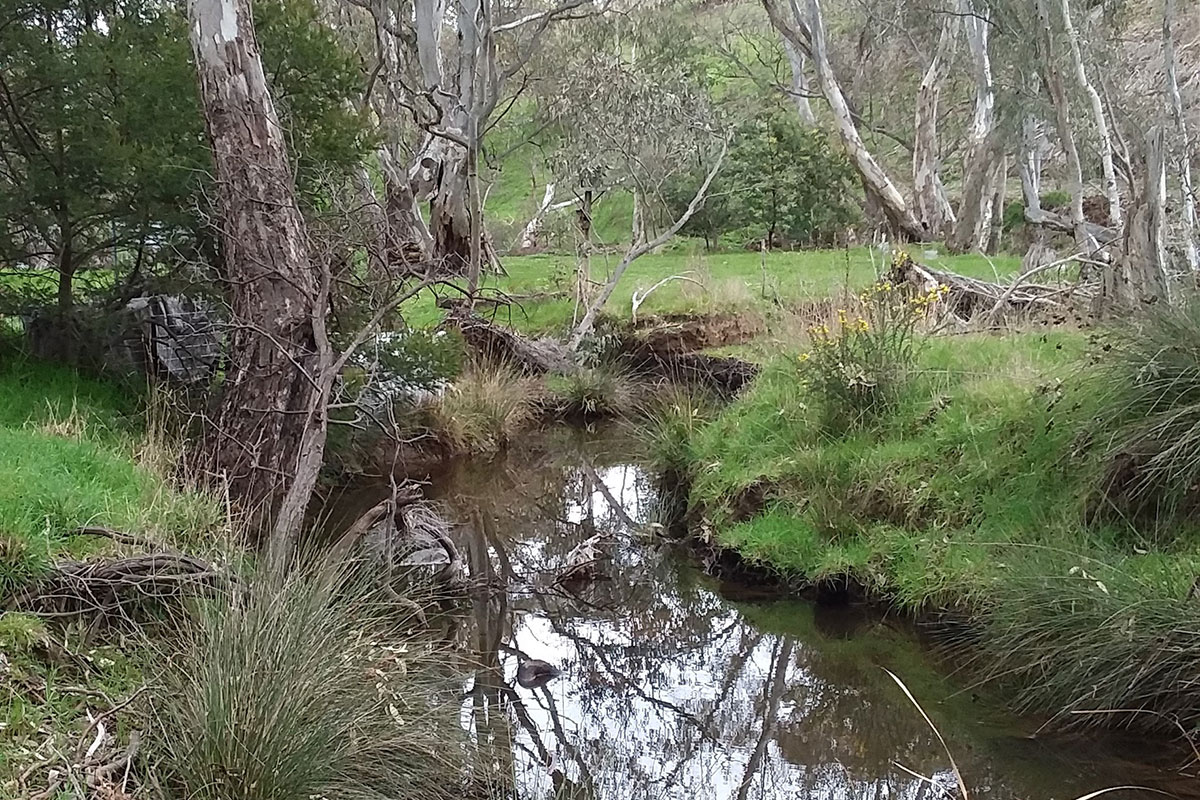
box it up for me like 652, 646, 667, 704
418, 363, 540, 454
632, 383, 719, 477
545, 362, 637, 420
153, 562, 461, 800
1089, 299, 1200, 531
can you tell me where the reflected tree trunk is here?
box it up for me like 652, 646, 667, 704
736, 636, 794, 800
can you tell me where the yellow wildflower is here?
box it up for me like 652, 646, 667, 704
799, 352, 810, 362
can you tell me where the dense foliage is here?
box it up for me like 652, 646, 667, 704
665, 113, 860, 249
0, 0, 370, 311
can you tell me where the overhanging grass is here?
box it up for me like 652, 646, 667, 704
678, 326, 1200, 727
403, 248, 1021, 334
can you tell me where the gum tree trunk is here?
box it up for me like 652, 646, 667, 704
1163, 0, 1199, 272
1060, 0, 1122, 227
187, 0, 325, 552
949, 0, 1000, 253
763, 0, 925, 241
912, 14, 957, 238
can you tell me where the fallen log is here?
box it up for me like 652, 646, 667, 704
888, 252, 1092, 324
442, 303, 575, 374
446, 308, 759, 396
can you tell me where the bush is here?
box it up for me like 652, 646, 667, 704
1090, 299, 1200, 529
665, 111, 860, 249
798, 265, 946, 429
153, 562, 461, 800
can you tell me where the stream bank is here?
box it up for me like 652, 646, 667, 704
325, 427, 1194, 799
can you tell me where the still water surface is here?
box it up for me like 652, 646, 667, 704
334, 430, 1187, 800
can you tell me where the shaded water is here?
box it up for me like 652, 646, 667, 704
332, 430, 1189, 800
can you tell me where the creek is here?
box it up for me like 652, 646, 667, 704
327, 428, 1189, 800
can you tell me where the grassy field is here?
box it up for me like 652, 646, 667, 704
404, 246, 1022, 334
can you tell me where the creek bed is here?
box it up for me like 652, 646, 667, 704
328, 429, 1190, 800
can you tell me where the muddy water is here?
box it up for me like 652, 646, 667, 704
332, 430, 1188, 800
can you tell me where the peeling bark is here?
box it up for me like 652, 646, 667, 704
1036, 0, 1095, 253
187, 0, 326, 553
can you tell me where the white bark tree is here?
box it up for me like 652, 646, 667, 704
569, 140, 728, 349
1035, 0, 1096, 253
948, 0, 1000, 253
1059, 0, 1122, 227
912, 12, 958, 239
781, 36, 817, 127
762, 0, 925, 240
1163, 0, 1198, 272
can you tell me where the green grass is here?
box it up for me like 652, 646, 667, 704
666, 324, 1200, 730
405, 247, 1021, 335
0, 358, 223, 597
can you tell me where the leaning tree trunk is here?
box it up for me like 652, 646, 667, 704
187, 0, 323, 550
763, 0, 925, 241
804, 0, 924, 240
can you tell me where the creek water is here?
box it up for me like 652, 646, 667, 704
329, 428, 1190, 800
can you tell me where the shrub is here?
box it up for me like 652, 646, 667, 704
1090, 299, 1200, 529
153, 562, 461, 800
798, 266, 945, 429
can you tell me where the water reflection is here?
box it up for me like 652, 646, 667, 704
340, 431, 1183, 800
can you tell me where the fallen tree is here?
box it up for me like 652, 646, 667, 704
888, 252, 1092, 324
445, 306, 759, 396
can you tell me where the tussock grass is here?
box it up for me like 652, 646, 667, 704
631, 382, 719, 477
418, 362, 541, 454
1089, 300, 1200, 532
975, 559, 1200, 731
152, 561, 462, 800
545, 362, 637, 419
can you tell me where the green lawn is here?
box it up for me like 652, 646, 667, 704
404, 246, 1022, 334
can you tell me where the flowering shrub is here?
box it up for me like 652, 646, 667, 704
799, 256, 947, 428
